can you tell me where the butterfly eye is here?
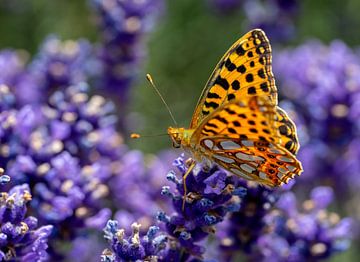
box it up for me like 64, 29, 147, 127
172, 141, 181, 148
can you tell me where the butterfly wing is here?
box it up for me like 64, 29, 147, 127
275, 107, 300, 155
191, 97, 302, 186
190, 29, 277, 129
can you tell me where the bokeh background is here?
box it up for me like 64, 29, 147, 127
0, 0, 359, 261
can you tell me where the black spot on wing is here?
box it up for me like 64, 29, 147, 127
206, 122, 218, 129
260, 83, 269, 92
227, 94, 235, 101
248, 87, 256, 94
237, 65, 246, 74
225, 108, 237, 115
204, 101, 219, 109
246, 74, 254, 83
207, 92, 221, 99
236, 45, 246, 56
202, 110, 210, 115
228, 128, 237, 134
225, 58, 236, 71
258, 69, 266, 79
215, 76, 229, 90
231, 80, 240, 90
215, 116, 229, 124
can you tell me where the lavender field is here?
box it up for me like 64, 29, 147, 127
0, 1, 358, 261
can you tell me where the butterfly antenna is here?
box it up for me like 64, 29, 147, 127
146, 74, 178, 126
130, 132, 168, 139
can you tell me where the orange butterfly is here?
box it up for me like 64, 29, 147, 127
167, 29, 302, 190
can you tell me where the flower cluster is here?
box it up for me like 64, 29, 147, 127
103, 155, 248, 261
208, 0, 300, 42
0, 182, 53, 261
250, 186, 352, 261
0, 50, 39, 107
0, 1, 357, 261
274, 41, 360, 191
103, 155, 353, 261
0, 82, 124, 258
110, 150, 177, 232
90, 0, 163, 104
29, 36, 94, 102
218, 181, 280, 259
101, 220, 167, 261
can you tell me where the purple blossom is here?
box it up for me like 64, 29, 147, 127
0, 183, 53, 261
249, 187, 353, 261
103, 155, 248, 261
90, 0, 164, 105
218, 181, 279, 259
274, 41, 360, 190
29, 36, 94, 102
0, 50, 41, 107
102, 220, 167, 261
110, 150, 177, 231
0, 84, 124, 258
207, 0, 300, 42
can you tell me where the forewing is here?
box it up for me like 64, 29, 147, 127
190, 29, 277, 128
192, 97, 302, 186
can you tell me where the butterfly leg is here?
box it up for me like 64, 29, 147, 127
182, 159, 196, 211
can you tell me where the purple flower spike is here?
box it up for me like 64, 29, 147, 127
310, 186, 334, 209
158, 155, 247, 259
90, 0, 164, 105
208, 0, 300, 42
274, 40, 360, 192
29, 36, 93, 100
102, 220, 167, 261
0, 184, 52, 261
249, 187, 353, 261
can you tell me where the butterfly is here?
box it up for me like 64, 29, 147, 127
167, 29, 303, 192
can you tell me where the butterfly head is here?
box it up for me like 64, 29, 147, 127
168, 127, 194, 149
168, 127, 184, 148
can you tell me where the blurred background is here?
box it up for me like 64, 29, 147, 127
0, 0, 359, 261
2, 0, 360, 152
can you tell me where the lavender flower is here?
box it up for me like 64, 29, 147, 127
218, 181, 279, 259
0, 183, 53, 261
0, 37, 94, 107
102, 220, 167, 261
250, 186, 352, 261
29, 36, 93, 101
90, 0, 164, 104
0, 84, 125, 257
274, 41, 360, 190
208, 0, 300, 42
110, 150, 177, 232
0, 50, 41, 107
156, 155, 247, 260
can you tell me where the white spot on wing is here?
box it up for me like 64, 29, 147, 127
287, 165, 297, 172
231, 168, 252, 180
241, 140, 254, 147
235, 152, 265, 162
278, 167, 288, 173
213, 154, 235, 163
277, 172, 283, 179
204, 139, 214, 149
241, 164, 256, 173
259, 171, 267, 179
220, 140, 241, 150
268, 148, 284, 155
277, 155, 294, 163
